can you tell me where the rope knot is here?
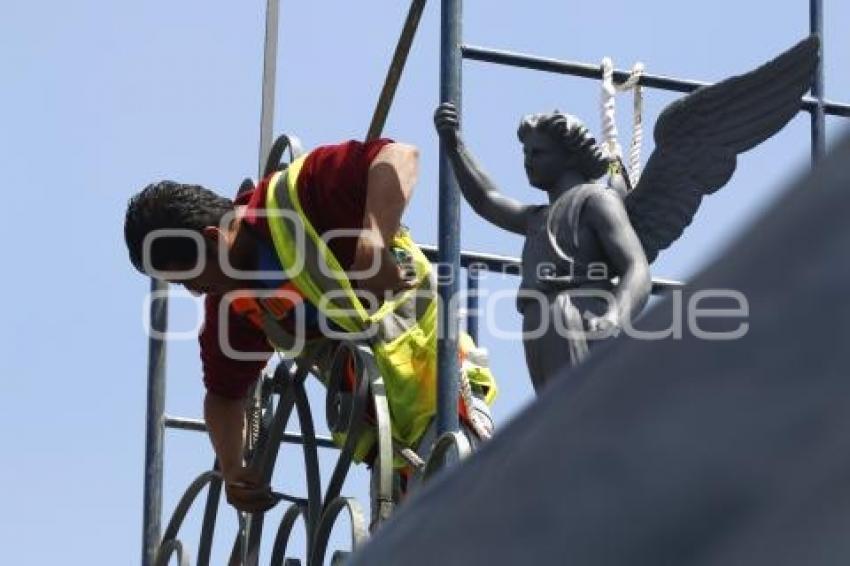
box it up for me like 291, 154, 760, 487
599, 57, 645, 188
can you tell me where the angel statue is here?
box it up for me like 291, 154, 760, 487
434, 36, 818, 392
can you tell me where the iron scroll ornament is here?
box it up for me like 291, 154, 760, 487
153, 339, 467, 564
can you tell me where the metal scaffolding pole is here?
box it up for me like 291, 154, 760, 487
141, 278, 168, 566
810, 0, 826, 162
258, 0, 281, 172
367, 0, 428, 141
466, 267, 479, 344
244, 1, 282, 563
461, 44, 850, 118
437, 0, 462, 437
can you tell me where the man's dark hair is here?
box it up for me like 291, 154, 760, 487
124, 181, 234, 273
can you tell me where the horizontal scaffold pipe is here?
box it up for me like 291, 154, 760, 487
417, 245, 683, 295
163, 416, 337, 449
419, 244, 521, 274
461, 44, 850, 118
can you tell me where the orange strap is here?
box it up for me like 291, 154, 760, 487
230, 282, 306, 329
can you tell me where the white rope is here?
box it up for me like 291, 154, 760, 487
460, 351, 493, 441
599, 57, 645, 187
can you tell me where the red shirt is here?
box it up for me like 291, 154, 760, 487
201, 139, 392, 398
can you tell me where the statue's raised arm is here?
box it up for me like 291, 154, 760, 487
434, 103, 534, 235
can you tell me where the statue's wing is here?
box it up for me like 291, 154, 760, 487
625, 35, 818, 263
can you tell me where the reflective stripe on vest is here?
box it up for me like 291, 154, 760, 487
265, 154, 498, 450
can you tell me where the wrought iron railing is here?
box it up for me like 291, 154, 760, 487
153, 341, 477, 565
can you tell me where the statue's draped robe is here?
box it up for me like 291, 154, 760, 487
518, 184, 613, 387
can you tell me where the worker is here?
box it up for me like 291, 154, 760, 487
124, 138, 497, 518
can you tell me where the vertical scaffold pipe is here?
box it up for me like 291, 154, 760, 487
466, 266, 479, 344
258, 0, 281, 173
142, 278, 168, 566
437, 0, 462, 437
244, 1, 282, 564
810, 0, 826, 163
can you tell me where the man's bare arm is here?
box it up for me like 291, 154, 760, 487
204, 391, 246, 478
365, 142, 419, 245
205, 391, 276, 512
434, 103, 532, 235
585, 191, 651, 329
351, 142, 420, 301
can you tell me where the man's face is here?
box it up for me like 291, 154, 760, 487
166, 256, 233, 296
523, 130, 570, 190
163, 227, 238, 296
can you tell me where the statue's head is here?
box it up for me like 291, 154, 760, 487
517, 112, 609, 190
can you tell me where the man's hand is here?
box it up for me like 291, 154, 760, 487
224, 466, 278, 513
434, 102, 461, 148
351, 233, 418, 309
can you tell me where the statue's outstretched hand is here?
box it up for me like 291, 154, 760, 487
585, 312, 621, 339
434, 102, 461, 148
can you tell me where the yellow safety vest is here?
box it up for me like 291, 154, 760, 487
262, 154, 497, 461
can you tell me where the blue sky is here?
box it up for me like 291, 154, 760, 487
1, 1, 848, 563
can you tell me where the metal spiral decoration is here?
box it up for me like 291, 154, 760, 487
154, 539, 189, 566
153, 470, 221, 566
153, 340, 400, 565
421, 431, 472, 483
269, 503, 308, 565
309, 497, 368, 565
